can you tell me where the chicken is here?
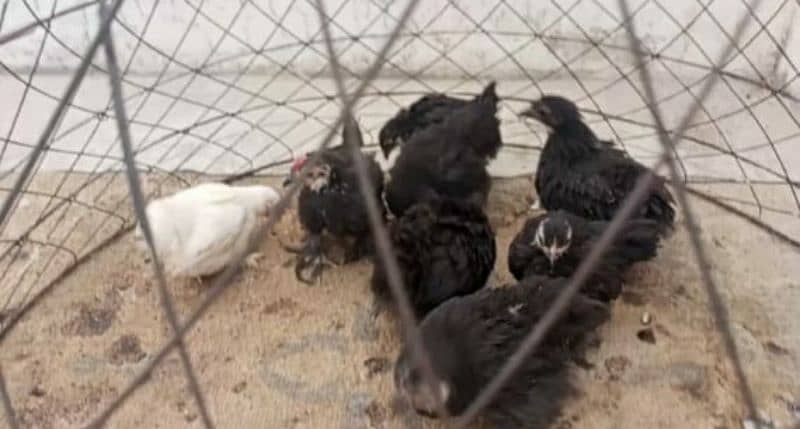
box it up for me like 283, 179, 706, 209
379, 93, 469, 159
384, 82, 501, 217
134, 183, 280, 279
394, 275, 610, 428
283, 116, 385, 284
370, 197, 495, 318
508, 210, 662, 301
521, 95, 675, 232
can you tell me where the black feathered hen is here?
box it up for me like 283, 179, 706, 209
508, 210, 662, 301
371, 197, 495, 318
283, 117, 384, 284
379, 93, 469, 159
394, 275, 610, 428
522, 95, 675, 233
384, 82, 501, 217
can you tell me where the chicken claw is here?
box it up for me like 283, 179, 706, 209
294, 235, 330, 285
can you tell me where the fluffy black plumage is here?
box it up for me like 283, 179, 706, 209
394, 275, 610, 428
507, 210, 662, 301
283, 117, 384, 283
379, 93, 469, 159
384, 82, 501, 217
522, 95, 675, 232
370, 198, 495, 318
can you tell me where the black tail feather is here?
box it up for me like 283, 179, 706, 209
478, 81, 498, 104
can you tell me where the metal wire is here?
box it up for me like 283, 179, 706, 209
0, 1, 798, 428
0, 0, 100, 46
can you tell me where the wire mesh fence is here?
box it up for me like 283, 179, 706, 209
1, 0, 799, 428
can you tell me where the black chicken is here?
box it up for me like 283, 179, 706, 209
384, 82, 501, 217
370, 197, 495, 319
522, 95, 675, 232
508, 210, 662, 301
394, 275, 610, 428
379, 93, 470, 159
283, 117, 384, 284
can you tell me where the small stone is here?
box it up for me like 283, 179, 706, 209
232, 381, 247, 393
637, 328, 656, 344
30, 386, 46, 397
184, 412, 198, 422
641, 312, 652, 325
363, 357, 390, 379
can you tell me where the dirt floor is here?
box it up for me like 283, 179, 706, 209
1, 176, 799, 429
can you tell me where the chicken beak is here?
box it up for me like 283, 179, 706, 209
545, 247, 557, 270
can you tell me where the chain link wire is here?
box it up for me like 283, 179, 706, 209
1, 0, 799, 427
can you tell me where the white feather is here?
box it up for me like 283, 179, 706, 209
135, 183, 280, 277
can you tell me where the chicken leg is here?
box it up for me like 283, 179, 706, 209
293, 234, 329, 285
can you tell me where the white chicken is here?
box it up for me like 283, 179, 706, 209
134, 183, 281, 279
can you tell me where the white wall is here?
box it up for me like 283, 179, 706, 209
2, 0, 797, 83
2, 0, 799, 179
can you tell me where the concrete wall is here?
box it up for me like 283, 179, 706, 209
2, 0, 797, 83
2, 0, 800, 179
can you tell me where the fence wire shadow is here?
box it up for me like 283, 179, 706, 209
0, 0, 798, 428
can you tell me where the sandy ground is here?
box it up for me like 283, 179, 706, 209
1, 175, 799, 429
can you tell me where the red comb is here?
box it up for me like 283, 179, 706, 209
291, 155, 307, 172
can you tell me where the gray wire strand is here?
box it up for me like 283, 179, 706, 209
97, 1, 214, 427
312, 0, 448, 418
0, 0, 100, 46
